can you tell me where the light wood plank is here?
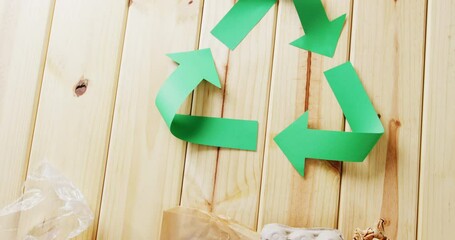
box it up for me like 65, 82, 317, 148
20, 0, 129, 239
338, 0, 426, 239
180, 0, 277, 229
0, 0, 55, 206
180, 0, 231, 213
258, 0, 351, 229
418, 0, 455, 238
210, 4, 277, 228
96, 1, 204, 239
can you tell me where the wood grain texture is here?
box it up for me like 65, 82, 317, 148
96, 1, 203, 239
210, 6, 277, 229
179, 0, 278, 230
338, 0, 426, 239
180, 0, 232, 213
258, 0, 351, 230
20, 0, 129, 239
418, 0, 455, 238
0, 0, 55, 206
2, 0, 454, 239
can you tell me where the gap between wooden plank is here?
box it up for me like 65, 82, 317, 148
94, 1, 132, 238
416, 0, 455, 238
415, 0, 429, 238
23, 0, 57, 187
179, 0, 207, 207
19, 1, 130, 238
180, 0, 278, 229
257, 0, 351, 230
254, 1, 280, 230
0, 0, 56, 208
336, 0, 355, 229
96, 2, 205, 239
180, 1, 232, 214
338, 0, 427, 238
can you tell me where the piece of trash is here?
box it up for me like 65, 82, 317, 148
353, 219, 388, 240
160, 207, 259, 240
0, 162, 94, 240
261, 223, 344, 240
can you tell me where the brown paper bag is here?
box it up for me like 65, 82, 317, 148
160, 207, 259, 240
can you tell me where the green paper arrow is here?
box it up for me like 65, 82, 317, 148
211, 0, 277, 50
156, 48, 258, 151
274, 62, 384, 176
291, 0, 346, 57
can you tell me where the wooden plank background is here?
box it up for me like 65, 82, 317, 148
0, 0, 453, 239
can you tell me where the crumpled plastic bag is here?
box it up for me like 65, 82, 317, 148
0, 162, 94, 240
160, 207, 259, 240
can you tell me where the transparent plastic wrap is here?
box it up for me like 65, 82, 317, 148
160, 207, 260, 240
0, 162, 94, 240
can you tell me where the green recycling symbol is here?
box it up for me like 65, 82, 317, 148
156, 0, 384, 176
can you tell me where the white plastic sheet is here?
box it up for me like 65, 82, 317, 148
261, 224, 344, 240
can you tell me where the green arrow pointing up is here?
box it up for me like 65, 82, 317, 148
156, 48, 258, 151
291, 0, 346, 58
274, 62, 384, 176
211, 0, 277, 50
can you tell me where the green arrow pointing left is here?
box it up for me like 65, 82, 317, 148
156, 48, 258, 151
274, 62, 384, 176
291, 0, 346, 57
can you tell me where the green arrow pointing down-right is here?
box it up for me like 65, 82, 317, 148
274, 62, 384, 176
291, 0, 346, 57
